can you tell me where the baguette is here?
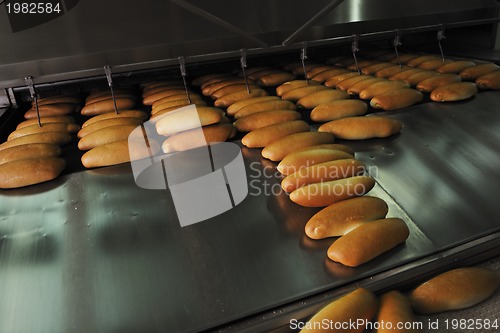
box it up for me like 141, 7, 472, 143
81, 139, 160, 168
162, 123, 236, 152
0, 143, 61, 165
234, 100, 297, 119
305, 196, 388, 239
311, 100, 367, 122
377, 291, 419, 333
81, 110, 147, 128
406, 55, 440, 67
319, 116, 403, 140
324, 72, 360, 88
404, 71, 439, 87
262, 132, 335, 161
210, 83, 259, 99
417, 59, 451, 70
281, 85, 329, 102
297, 89, 349, 109
257, 72, 296, 86
416, 74, 461, 93
475, 71, 500, 89
233, 110, 301, 132
436, 60, 476, 74
327, 218, 409, 266
81, 98, 136, 116
281, 158, 365, 192
35, 96, 82, 106
290, 175, 375, 207
77, 117, 144, 138
277, 148, 354, 175
358, 81, 410, 100
214, 89, 268, 108
409, 267, 499, 314
347, 78, 385, 95
0, 132, 72, 151
227, 96, 280, 115
311, 68, 350, 83
16, 116, 75, 130
143, 89, 188, 105
0, 157, 66, 189
275, 80, 321, 96
155, 107, 223, 136
370, 88, 423, 110
8, 123, 80, 140
296, 143, 354, 156
300, 288, 378, 333
430, 82, 478, 102
241, 120, 310, 148
24, 103, 76, 119
460, 63, 500, 80
78, 125, 137, 150
361, 63, 394, 75
388, 68, 423, 81
336, 75, 375, 91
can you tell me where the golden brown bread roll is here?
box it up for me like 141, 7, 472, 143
257, 72, 296, 86
77, 117, 144, 138
35, 96, 82, 106
404, 71, 439, 87
436, 60, 476, 74
0, 132, 72, 151
388, 68, 424, 81
416, 74, 462, 92
296, 143, 354, 156
81, 110, 147, 128
361, 62, 394, 75
375, 65, 412, 78
86, 93, 137, 105
306, 65, 335, 78
277, 148, 354, 175
410, 267, 499, 314
475, 71, 500, 89
347, 59, 376, 71
406, 55, 440, 67
248, 68, 281, 80
319, 116, 403, 140
0, 143, 61, 165
81, 98, 136, 116
0, 157, 66, 189
210, 83, 259, 99
390, 53, 420, 64
214, 89, 268, 107
370, 88, 423, 110
24, 103, 76, 119
202, 78, 248, 96
8, 123, 80, 140
81, 139, 160, 168
16, 116, 76, 130
281, 85, 329, 102
324, 72, 360, 88
152, 100, 207, 115
377, 291, 419, 333
155, 107, 223, 136
233, 110, 301, 132
290, 175, 375, 207
234, 100, 297, 118
143, 80, 182, 90
358, 81, 410, 100
262, 132, 335, 162
161, 123, 236, 152
152, 94, 204, 109
460, 62, 500, 80
142, 89, 188, 105
226, 96, 280, 115
311, 100, 368, 122
430, 82, 478, 102
336, 75, 375, 91
192, 73, 228, 86
241, 120, 310, 148
311, 68, 350, 83
142, 85, 184, 98
275, 80, 321, 96
347, 78, 385, 95
417, 59, 451, 70
327, 218, 409, 266
291, 63, 323, 76
86, 88, 134, 101
299, 288, 378, 333
281, 158, 365, 192
78, 125, 137, 150
297, 89, 349, 109
305, 196, 388, 239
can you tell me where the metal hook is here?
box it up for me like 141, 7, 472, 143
393, 29, 402, 68
437, 25, 446, 62
301, 42, 309, 84
104, 66, 119, 114
240, 49, 250, 94
178, 56, 192, 104
351, 34, 361, 75
25, 76, 41, 127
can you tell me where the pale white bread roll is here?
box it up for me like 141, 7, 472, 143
8, 123, 80, 140
81, 98, 136, 116
81, 110, 147, 128
327, 218, 409, 266
0, 132, 72, 151
281, 85, 329, 102
416, 74, 461, 93
0, 157, 66, 189
377, 291, 419, 333
311, 100, 368, 122
161, 123, 236, 153
78, 125, 138, 150
234, 100, 297, 119
370, 88, 423, 110
227, 96, 280, 115
305, 196, 388, 239
475, 70, 500, 89
460, 63, 500, 81
241, 120, 310, 148
277, 148, 354, 175
300, 288, 378, 333
297, 89, 349, 109
430, 82, 478, 102
77, 117, 144, 139
409, 267, 499, 314
24, 103, 77, 119
281, 158, 365, 192
155, 107, 223, 136
318, 116, 403, 140
0, 143, 61, 165
214, 89, 268, 108
233, 110, 301, 132
289, 175, 375, 207
17, 116, 76, 130
262, 132, 335, 162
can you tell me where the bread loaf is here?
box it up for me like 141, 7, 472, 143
77, 117, 144, 138
155, 107, 223, 136
214, 89, 268, 107
86, 93, 137, 105
404, 71, 439, 87
324, 72, 360, 88
142, 85, 184, 98
377, 291, 419, 333
233, 110, 301, 132
152, 100, 207, 115
0, 132, 72, 151
388, 68, 423, 81
327, 218, 409, 266
281, 85, 329, 102
390, 53, 419, 64
202, 78, 250, 96
416, 74, 461, 93
311, 68, 350, 83
262, 132, 335, 161
358, 81, 410, 100
436, 60, 476, 74
370, 89, 423, 110
8, 123, 80, 140
361, 62, 394, 75
297, 89, 349, 109
234, 100, 297, 118
210, 83, 259, 99
296, 143, 354, 156
277, 148, 354, 175
81, 110, 147, 128
78, 125, 137, 150
290, 175, 375, 207
81, 139, 160, 168
24, 103, 76, 119
409, 267, 499, 314
227, 96, 280, 115
305, 196, 388, 239
459, 63, 500, 80
318, 116, 403, 140
17, 116, 76, 130
241, 120, 310, 148
0, 157, 66, 189
430, 82, 478, 102
347, 78, 385, 95
475, 71, 500, 89
276, 80, 321, 96
192, 73, 228, 86
143, 89, 187, 105
306, 65, 335, 78
311, 100, 367, 122
81, 98, 136, 116
0, 143, 61, 165
162, 123, 236, 152
336, 75, 375, 91
406, 55, 440, 67
257, 72, 296, 86
375, 65, 412, 78
418, 59, 451, 70
35, 96, 82, 106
